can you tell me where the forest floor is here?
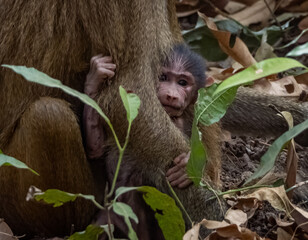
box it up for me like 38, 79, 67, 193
221, 135, 308, 239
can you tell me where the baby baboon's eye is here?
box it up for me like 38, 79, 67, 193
159, 74, 167, 82
178, 79, 187, 86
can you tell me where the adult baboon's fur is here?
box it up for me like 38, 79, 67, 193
0, 0, 223, 238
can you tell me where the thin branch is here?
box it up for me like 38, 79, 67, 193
263, 0, 283, 31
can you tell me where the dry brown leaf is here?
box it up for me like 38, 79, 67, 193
290, 204, 308, 233
0, 219, 15, 240
242, 186, 308, 232
242, 186, 293, 214
231, 0, 259, 5
229, 0, 276, 26
183, 223, 200, 240
224, 1, 246, 14
207, 224, 264, 240
177, 0, 199, 7
285, 140, 298, 199
225, 208, 248, 226
228, 197, 261, 219
295, 72, 308, 87
252, 75, 307, 96
199, 13, 256, 67
298, 16, 308, 43
277, 227, 296, 240
201, 219, 230, 229
275, 217, 294, 227
279, 0, 296, 8
278, 111, 298, 199
285, 0, 308, 12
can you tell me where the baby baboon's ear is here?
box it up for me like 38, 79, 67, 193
205, 76, 214, 87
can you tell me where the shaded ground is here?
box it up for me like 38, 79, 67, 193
221, 135, 308, 239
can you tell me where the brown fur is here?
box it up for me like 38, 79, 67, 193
0, 0, 224, 238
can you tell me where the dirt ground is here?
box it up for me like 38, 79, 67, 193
221, 135, 308, 239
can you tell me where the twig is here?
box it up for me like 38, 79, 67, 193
291, 221, 308, 240
285, 180, 308, 193
263, 0, 282, 31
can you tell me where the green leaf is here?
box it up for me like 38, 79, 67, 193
112, 202, 138, 240
196, 84, 238, 126
287, 42, 308, 57
246, 119, 308, 185
138, 186, 185, 240
183, 26, 228, 61
214, 58, 307, 95
32, 188, 98, 208
1, 65, 110, 124
276, 29, 308, 50
119, 86, 141, 124
69, 224, 105, 240
0, 151, 39, 175
114, 186, 139, 201
187, 119, 207, 186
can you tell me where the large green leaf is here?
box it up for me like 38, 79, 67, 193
0, 150, 38, 175
112, 202, 138, 240
31, 188, 102, 208
1, 65, 109, 123
138, 186, 185, 240
287, 42, 308, 57
214, 58, 307, 95
246, 119, 308, 185
195, 84, 238, 126
119, 86, 141, 124
69, 225, 105, 240
187, 119, 207, 186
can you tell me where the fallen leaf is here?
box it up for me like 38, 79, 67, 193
232, 197, 261, 219
277, 227, 296, 240
225, 208, 248, 226
231, 0, 259, 5
241, 186, 293, 214
295, 72, 308, 86
285, 139, 298, 199
0, 219, 15, 240
183, 223, 200, 240
252, 75, 307, 96
206, 224, 264, 239
298, 16, 308, 43
229, 0, 276, 26
224, 1, 246, 14
241, 186, 308, 232
284, 1, 308, 12
200, 219, 230, 229
199, 13, 256, 67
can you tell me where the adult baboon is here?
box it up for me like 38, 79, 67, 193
0, 0, 222, 238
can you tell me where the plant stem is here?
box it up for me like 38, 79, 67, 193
207, 184, 271, 201
107, 123, 132, 198
286, 180, 308, 193
166, 178, 193, 226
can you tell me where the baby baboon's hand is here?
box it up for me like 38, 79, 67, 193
85, 55, 116, 98
166, 152, 192, 189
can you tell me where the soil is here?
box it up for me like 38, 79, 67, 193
221, 135, 308, 239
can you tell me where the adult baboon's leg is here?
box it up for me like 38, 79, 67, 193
0, 97, 103, 237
